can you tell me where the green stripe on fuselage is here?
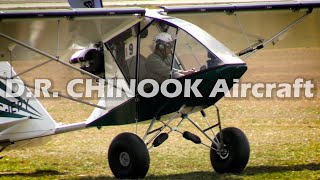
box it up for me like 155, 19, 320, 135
0, 110, 26, 118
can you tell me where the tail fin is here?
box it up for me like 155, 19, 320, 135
0, 62, 57, 147
68, 0, 103, 8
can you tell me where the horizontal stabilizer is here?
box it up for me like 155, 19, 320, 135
0, 62, 57, 143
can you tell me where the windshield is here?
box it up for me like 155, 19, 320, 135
164, 17, 244, 65
174, 29, 224, 71
138, 18, 244, 83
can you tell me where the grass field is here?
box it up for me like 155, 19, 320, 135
0, 47, 319, 179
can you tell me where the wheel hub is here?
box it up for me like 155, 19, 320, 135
218, 146, 230, 159
119, 152, 130, 167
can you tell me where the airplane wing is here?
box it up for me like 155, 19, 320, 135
0, 8, 145, 62
161, 1, 320, 56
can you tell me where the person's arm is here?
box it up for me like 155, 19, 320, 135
172, 67, 196, 77
180, 68, 196, 75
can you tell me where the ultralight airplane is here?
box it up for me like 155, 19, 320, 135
0, 0, 319, 178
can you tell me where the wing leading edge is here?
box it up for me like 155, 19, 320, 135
0, 7, 145, 18
161, 1, 320, 13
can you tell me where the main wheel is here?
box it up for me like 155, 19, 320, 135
210, 127, 250, 174
108, 132, 150, 179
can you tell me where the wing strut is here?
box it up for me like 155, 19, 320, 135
237, 8, 313, 59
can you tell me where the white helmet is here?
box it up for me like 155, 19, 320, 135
153, 32, 174, 49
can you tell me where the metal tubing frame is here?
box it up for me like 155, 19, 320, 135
198, 106, 223, 150
214, 105, 223, 147
145, 105, 185, 146
184, 109, 222, 150
146, 117, 186, 150
143, 117, 157, 141
185, 116, 215, 144
142, 104, 226, 151
157, 117, 185, 135
145, 112, 180, 146
184, 106, 224, 150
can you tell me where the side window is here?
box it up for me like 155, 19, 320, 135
105, 24, 139, 81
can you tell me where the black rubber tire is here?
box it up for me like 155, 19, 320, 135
210, 127, 250, 174
108, 132, 150, 179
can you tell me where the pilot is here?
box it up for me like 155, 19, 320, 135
146, 32, 195, 83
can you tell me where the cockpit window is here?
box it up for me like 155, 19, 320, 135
105, 24, 139, 81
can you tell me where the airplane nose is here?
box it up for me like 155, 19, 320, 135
186, 63, 248, 105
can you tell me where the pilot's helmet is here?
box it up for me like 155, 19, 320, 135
153, 32, 174, 50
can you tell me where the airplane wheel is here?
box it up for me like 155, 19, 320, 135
108, 132, 150, 179
210, 127, 250, 174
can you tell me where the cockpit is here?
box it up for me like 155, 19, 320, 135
71, 12, 245, 84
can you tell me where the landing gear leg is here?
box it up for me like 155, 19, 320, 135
182, 105, 250, 174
